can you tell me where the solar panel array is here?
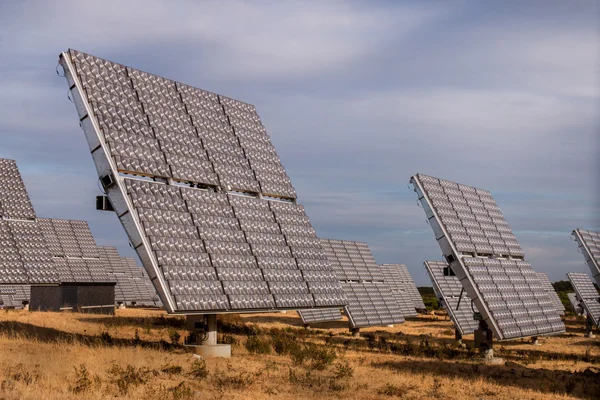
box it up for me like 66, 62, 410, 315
98, 245, 158, 305
299, 239, 404, 328
60, 49, 346, 314
0, 285, 30, 308
424, 260, 479, 336
536, 272, 565, 315
37, 218, 113, 283
298, 308, 342, 325
572, 229, 600, 286
567, 273, 600, 327
393, 264, 426, 311
410, 173, 565, 340
567, 292, 583, 315
379, 264, 419, 317
0, 158, 58, 284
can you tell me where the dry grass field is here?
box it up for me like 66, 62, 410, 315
0, 308, 598, 400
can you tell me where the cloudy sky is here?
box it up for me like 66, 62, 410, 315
0, 0, 598, 285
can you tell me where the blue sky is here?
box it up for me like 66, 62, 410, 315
0, 0, 598, 285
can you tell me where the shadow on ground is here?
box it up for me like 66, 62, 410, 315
0, 321, 184, 351
372, 358, 600, 399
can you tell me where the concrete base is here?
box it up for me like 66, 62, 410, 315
482, 357, 505, 365
118, 304, 126, 309
586, 332, 596, 338
387, 325, 394, 328
186, 344, 231, 358
279, 311, 287, 314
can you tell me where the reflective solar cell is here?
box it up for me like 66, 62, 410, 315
0, 285, 30, 308
567, 272, 600, 326
60, 49, 346, 314
572, 229, 600, 286
298, 308, 343, 324
410, 174, 565, 340
379, 264, 419, 317
0, 159, 58, 285
424, 260, 479, 336
382, 264, 426, 312
298, 239, 404, 328
536, 272, 565, 315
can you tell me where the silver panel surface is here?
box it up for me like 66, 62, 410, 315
572, 229, 600, 286
0, 158, 58, 284
567, 272, 600, 326
410, 173, 565, 340
299, 239, 404, 328
59, 49, 345, 314
567, 292, 583, 315
536, 272, 565, 315
379, 264, 419, 317
424, 260, 479, 336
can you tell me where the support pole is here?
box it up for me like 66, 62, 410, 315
203, 314, 217, 346
474, 320, 496, 362
585, 314, 596, 338
185, 314, 230, 357
351, 327, 360, 337
455, 328, 463, 344
531, 336, 540, 346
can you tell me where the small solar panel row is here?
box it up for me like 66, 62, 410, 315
320, 239, 382, 282
573, 229, 600, 286
297, 308, 343, 324
567, 292, 583, 315
567, 273, 600, 327
536, 272, 565, 315
424, 261, 479, 336
0, 285, 30, 308
342, 282, 405, 328
379, 264, 418, 317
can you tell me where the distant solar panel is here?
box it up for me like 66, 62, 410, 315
424, 260, 479, 336
0, 158, 58, 285
0, 285, 30, 308
298, 308, 342, 325
410, 174, 565, 340
536, 272, 565, 315
379, 264, 419, 317
567, 273, 600, 327
572, 229, 600, 286
37, 218, 113, 283
298, 239, 404, 329
567, 292, 583, 316
59, 50, 345, 314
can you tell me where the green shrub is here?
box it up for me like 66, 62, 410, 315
245, 335, 271, 354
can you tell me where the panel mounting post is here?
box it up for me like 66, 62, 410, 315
351, 327, 360, 337
455, 328, 463, 344
531, 336, 540, 346
586, 314, 596, 338
185, 314, 230, 357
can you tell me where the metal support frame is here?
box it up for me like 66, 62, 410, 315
531, 336, 540, 346
586, 314, 596, 338
455, 328, 463, 343
474, 320, 494, 360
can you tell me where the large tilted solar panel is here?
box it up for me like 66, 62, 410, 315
0, 285, 30, 308
424, 261, 479, 335
572, 229, 600, 286
379, 264, 418, 317
567, 292, 583, 316
59, 49, 346, 314
299, 239, 404, 328
0, 158, 58, 285
567, 273, 600, 327
37, 218, 113, 283
536, 272, 565, 315
410, 174, 565, 340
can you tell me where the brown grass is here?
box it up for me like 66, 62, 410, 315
0, 308, 598, 399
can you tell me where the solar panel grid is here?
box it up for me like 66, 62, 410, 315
536, 272, 565, 315
567, 273, 600, 326
0, 285, 30, 308
61, 49, 346, 313
299, 239, 404, 328
396, 264, 426, 310
411, 173, 565, 340
379, 264, 418, 317
0, 159, 58, 285
424, 261, 479, 336
572, 229, 600, 286
567, 292, 583, 315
